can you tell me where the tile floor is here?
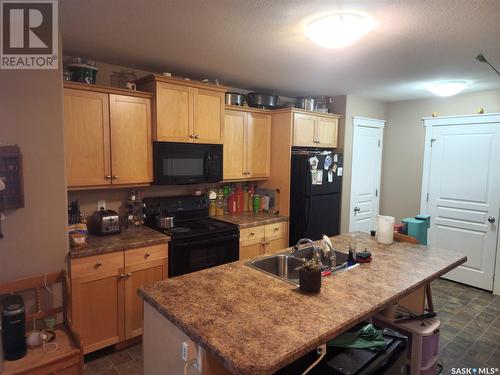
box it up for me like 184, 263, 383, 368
83, 278, 500, 374
432, 278, 500, 373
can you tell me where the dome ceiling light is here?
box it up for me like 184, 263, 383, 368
427, 81, 469, 97
304, 12, 378, 49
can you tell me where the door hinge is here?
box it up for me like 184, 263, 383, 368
375, 189, 378, 197
430, 138, 437, 147
426, 193, 429, 202
378, 139, 381, 147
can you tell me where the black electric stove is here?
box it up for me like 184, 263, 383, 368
144, 195, 239, 277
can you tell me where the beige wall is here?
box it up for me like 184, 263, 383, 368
0, 68, 67, 282
332, 95, 387, 233
381, 89, 500, 222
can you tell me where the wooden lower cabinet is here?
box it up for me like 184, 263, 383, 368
239, 222, 288, 261
125, 259, 166, 339
70, 244, 167, 354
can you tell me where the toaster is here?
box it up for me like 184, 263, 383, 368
91, 209, 121, 235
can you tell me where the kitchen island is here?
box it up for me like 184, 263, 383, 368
139, 232, 466, 375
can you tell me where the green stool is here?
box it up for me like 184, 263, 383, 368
402, 215, 431, 245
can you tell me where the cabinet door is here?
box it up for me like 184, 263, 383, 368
316, 117, 338, 148
223, 111, 246, 180
71, 265, 125, 354
292, 113, 316, 147
109, 95, 152, 184
193, 88, 224, 144
64, 89, 111, 187
125, 259, 166, 339
246, 112, 271, 178
240, 243, 263, 261
265, 237, 289, 255
155, 82, 192, 142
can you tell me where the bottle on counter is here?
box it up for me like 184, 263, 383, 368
223, 186, 231, 214
236, 186, 243, 213
243, 186, 249, 212
253, 194, 260, 213
215, 194, 225, 216
248, 185, 255, 212
208, 189, 217, 217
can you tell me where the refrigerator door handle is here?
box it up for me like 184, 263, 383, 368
304, 165, 313, 231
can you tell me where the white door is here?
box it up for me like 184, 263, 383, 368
427, 124, 500, 290
349, 117, 385, 232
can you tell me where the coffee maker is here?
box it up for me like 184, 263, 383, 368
1, 295, 27, 360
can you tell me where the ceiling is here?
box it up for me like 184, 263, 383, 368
61, 0, 500, 101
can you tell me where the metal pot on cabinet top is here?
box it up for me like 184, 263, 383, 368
246, 92, 280, 109
225, 92, 246, 106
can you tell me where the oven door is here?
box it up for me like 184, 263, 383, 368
153, 142, 223, 185
169, 231, 239, 277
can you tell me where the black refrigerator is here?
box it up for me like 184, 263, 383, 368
289, 149, 343, 246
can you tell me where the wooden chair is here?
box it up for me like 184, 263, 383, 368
0, 270, 83, 374
393, 232, 434, 314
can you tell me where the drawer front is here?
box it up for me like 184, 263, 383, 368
71, 251, 123, 278
125, 244, 168, 267
240, 225, 265, 246
264, 221, 287, 240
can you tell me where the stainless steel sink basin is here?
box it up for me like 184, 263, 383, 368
246, 246, 359, 286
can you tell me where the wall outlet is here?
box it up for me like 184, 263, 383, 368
182, 341, 197, 362
97, 200, 106, 211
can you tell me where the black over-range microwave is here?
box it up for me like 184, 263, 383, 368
153, 141, 223, 185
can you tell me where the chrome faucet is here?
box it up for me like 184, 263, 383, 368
290, 238, 321, 261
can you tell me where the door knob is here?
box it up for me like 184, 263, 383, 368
354, 206, 360, 213
488, 216, 496, 224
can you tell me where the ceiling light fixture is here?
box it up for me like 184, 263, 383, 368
304, 12, 378, 49
427, 81, 469, 97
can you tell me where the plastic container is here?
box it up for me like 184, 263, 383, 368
402, 215, 431, 245
377, 215, 395, 244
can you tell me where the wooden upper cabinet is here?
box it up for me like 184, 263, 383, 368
292, 113, 317, 147
155, 82, 192, 143
63, 82, 153, 189
109, 94, 152, 184
223, 108, 271, 181
292, 111, 339, 148
316, 117, 338, 148
136, 75, 225, 144
64, 89, 111, 187
193, 89, 224, 144
246, 112, 271, 178
223, 110, 246, 180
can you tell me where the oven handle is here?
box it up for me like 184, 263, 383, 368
174, 232, 239, 247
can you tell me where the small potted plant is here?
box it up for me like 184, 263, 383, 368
297, 256, 322, 293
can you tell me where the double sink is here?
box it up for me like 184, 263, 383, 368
247, 246, 359, 286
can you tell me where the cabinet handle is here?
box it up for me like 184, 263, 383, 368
112, 175, 118, 180
105, 175, 112, 180
194, 134, 199, 139
249, 232, 255, 237
261, 241, 267, 246
95, 261, 103, 268
118, 274, 125, 279
126, 273, 132, 278
274, 227, 279, 232
145, 252, 151, 257
265, 241, 270, 245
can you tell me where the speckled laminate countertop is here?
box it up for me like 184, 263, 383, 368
70, 226, 169, 258
139, 232, 466, 375
214, 212, 288, 228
